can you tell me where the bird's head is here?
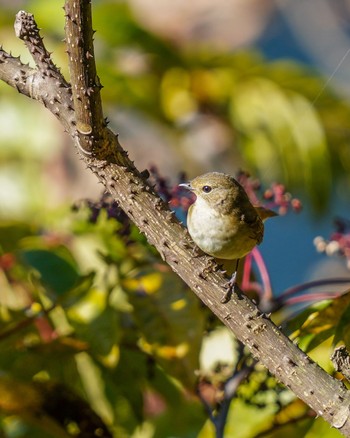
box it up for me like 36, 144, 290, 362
179, 172, 243, 211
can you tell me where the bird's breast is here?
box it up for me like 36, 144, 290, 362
187, 200, 258, 259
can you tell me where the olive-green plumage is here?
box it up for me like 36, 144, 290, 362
181, 172, 268, 260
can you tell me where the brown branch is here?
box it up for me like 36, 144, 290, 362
0, 49, 36, 93
0, 12, 75, 135
1, 3, 350, 435
14, 11, 64, 79
332, 346, 350, 382
64, 0, 105, 154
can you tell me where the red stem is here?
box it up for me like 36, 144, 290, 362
251, 248, 273, 300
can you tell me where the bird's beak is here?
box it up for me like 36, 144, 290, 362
179, 182, 192, 191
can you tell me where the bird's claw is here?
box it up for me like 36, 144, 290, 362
221, 271, 237, 303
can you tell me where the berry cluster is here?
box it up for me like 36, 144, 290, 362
237, 171, 302, 215
72, 192, 131, 236
262, 183, 302, 215
314, 217, 350, 269
77, 168, 302, 232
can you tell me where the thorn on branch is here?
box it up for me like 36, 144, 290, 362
14, 10, 67, 85
331, 346, 350, 381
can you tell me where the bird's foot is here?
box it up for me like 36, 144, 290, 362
221, 271, 237, 303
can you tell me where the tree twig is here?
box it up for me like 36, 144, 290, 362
64, 0, 105, 154
0, 305, 56, 343
332, 346, 350, 382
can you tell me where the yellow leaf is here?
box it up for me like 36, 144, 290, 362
157, 343, 189, 359
123, 272, 163, 294
171, 298, 186, 311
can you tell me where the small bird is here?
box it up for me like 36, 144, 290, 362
180, 172, 276, 302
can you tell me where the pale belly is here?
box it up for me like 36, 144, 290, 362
187, 204, 256, 260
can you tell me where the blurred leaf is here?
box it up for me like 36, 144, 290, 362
94, 2, 180, 65
92, 2, 181, 113
152, 398, 205, 438
0, 221, 37, 253
284, 300, 331, 337
58, 272, 95, 308
0, 377, 112, 438
255, 418, 314, 438
97, 348, 149, 435
69, 305, 121, 357
0, 376, 43, 414
0, 269, 32, 310
99, 345, 207, 436
287, 292, 350, 352
220, 398, 276, 438
230, 77, 331, 210
0, 336, 86, 385
305, 416, 343, 437
334, 298, 350, 349
124, 266, 205, 388
20, 249, 80, 296
2, 2, 350, 436
250, 399, 312, 438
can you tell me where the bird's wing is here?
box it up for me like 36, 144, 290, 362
240, 208, 265, 245
255, 206, 278, 221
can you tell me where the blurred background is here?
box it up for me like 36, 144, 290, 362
1, 0, 350, 294
1, 1, 350, 437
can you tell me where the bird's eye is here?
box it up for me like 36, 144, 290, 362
202, 185, 212, 193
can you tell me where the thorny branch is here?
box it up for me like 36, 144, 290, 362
332, 346, 350, 382
1, 2, 350, 435
64, 1, 105, 154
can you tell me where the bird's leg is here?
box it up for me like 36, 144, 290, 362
221, 259, 240, 303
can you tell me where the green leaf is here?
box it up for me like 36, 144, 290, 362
20, 249, 79, 296
0, 336, 86, 387
153, 398, 205, 438
305, 416, 343, 437
70, 305, 121, 357
0, 377, 112, 438
230, 77, 331, 210
97, 348, 149, 434
59, 272, 95, 308
334, 296, 350, 349
286, 291, 350, 352
247, 418, 313, 438
284, 299, 331, 336
0, 221, 36, 253
123, 266, 206, 388
220, 397, 277, 438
